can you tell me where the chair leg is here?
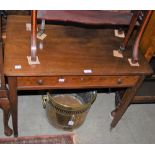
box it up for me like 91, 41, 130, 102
119, 11, 140, 51
31, 10, 37, 62
38, 19, 45, 36
0, 98, 13, 136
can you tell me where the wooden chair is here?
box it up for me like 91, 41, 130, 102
113, 11, 155, 117
0, 12, 13, 136
132, 11, 155, 103
30, 10, 152, 64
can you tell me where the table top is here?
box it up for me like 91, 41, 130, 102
4, 15, 152, 77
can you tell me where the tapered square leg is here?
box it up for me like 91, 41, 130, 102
8, 77, 18, 137
111, 76, 145, 128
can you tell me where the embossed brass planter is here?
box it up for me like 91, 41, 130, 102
43, 90, 97, 130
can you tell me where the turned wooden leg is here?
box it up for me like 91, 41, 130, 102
0, 98, 13, 136
0, 12, 13, 137
111, 76, 145, 128
2, 98, 13, 136
8, 77, 18, 137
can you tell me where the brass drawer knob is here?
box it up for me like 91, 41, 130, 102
37, 79, 43, 85
117, 78, 122, 84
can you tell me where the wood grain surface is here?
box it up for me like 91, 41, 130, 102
4, 15, 152, 77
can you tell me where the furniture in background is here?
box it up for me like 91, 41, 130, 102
133, 11, 155, 103
114, 11, 155, 115
0, 12, 13, 136
31, 11, 152, 64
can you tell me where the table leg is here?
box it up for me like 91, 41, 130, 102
0, 97, 13, 136
111, 76, 145, 128
8, 77, 18, 137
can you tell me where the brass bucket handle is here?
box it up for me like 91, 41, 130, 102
42, 95, 49, 109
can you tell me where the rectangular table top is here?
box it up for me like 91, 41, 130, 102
4, 15, 152, 77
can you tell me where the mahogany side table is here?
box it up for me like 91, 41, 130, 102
4, 16, 152, 137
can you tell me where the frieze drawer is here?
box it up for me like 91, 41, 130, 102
17, 75, 139, 90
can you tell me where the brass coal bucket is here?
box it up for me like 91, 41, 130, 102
42, 90, 97, 130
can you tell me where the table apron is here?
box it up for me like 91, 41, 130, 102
16, 75, 139, 90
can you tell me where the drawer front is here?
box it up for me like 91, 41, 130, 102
17, 75, 139, 90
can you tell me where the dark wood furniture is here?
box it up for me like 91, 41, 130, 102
4, 15, 152, 137
30, 10, 152, 64
0, 12, 13, 136
133, 11, 155, 103
115, 11, 155, 105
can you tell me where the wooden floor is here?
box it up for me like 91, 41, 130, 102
4, 15, 152, 77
